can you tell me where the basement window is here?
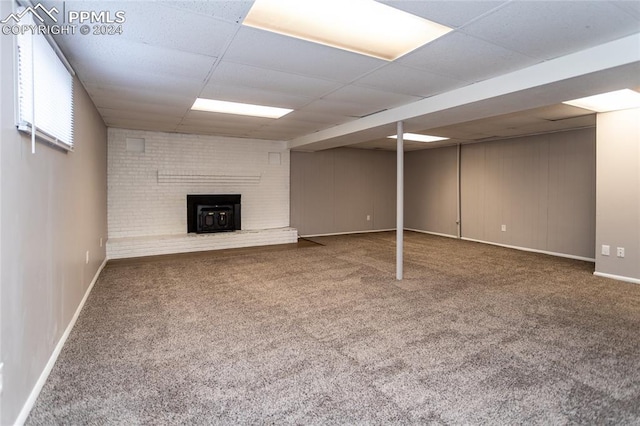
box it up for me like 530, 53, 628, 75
15, 9, 74, 151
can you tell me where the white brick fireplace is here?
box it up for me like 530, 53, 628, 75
106, 128, 296, 259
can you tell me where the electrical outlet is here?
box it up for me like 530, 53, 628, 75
366, 215, 371, 221
501, 224, 506, 232
85, 250, 89, 264
100, 237, 103, 248
602, 245, 610, 256
617, 247, 625, 258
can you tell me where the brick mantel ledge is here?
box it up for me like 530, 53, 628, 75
106, 227, 298, 259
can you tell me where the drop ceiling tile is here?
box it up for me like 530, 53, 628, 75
479, 114, 544, 129
348, 140, 392, 151
245, 110, 351, 138
460, 1, 640, 60
378, 0, 509, 28
46, 1, 236, 57
176, 123, 259, 134
613, 1, 640, 20
398, 32, 539, 83
254, 119, 329, 136
417, 104, 598, 142
78, 68, 204, 99
114, 2, 239, 57
531, 104, 595, 121
298, 99, 385, 119
280, 110, 354, 126
424, 128, 490, 140
515, 115, 596, 135
158, 1, 253, 24
84, 83, 197, 107
453, 121, 523, 135
99, 108, 183, 125
45, 0, 628, 145
207, 61, 343, 99
105, 119, 179, 133
420, 122, 497, 140
353, 63, 467, 97
222, 26, 386, 83
174, 125, 254, 138
93, 97, 190, 116
244, 127, 307, 141
63, 36, 215, 81
444, 130, 496, 140
181, 110, 274, 127
263, 120, 321, 131
322, 85, 423, 109
198, 84, 313, 110
491, 127, 539, 138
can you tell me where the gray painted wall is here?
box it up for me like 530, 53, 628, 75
293, 130, 596, 261
461, 129, 596, 259
595, 108, 640, 281
0, 7, 108, 422
405, 145, 458, 236
291, 148, 396, 236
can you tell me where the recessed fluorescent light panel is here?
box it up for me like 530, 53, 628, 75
563, 89, 640, 113
388, 133, 449, 143
191, 98, 293, 119
243, 0, 452, 61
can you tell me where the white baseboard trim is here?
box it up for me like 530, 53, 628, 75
301, 228, 395, 238
460, 237, 596, 263
14, 257, 108, 426
300, 230, 596, 264
405, 228, 458, 239
593, 271, 640, 285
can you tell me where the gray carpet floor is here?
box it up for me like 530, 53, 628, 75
27, 232, 640, 425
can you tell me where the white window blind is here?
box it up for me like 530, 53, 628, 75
16, 11, 74, 149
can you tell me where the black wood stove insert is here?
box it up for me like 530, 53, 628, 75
187, 194, 241, 233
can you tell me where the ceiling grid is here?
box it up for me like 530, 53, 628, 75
41, 0, 640, 150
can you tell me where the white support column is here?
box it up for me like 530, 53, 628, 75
456, 143, 462, 238
396, 121, 404, 280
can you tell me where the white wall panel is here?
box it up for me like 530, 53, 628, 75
290, 148, 395, 236
405, 146, 458, 236
460, 129, 595, 259
595, 109, 640, 281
